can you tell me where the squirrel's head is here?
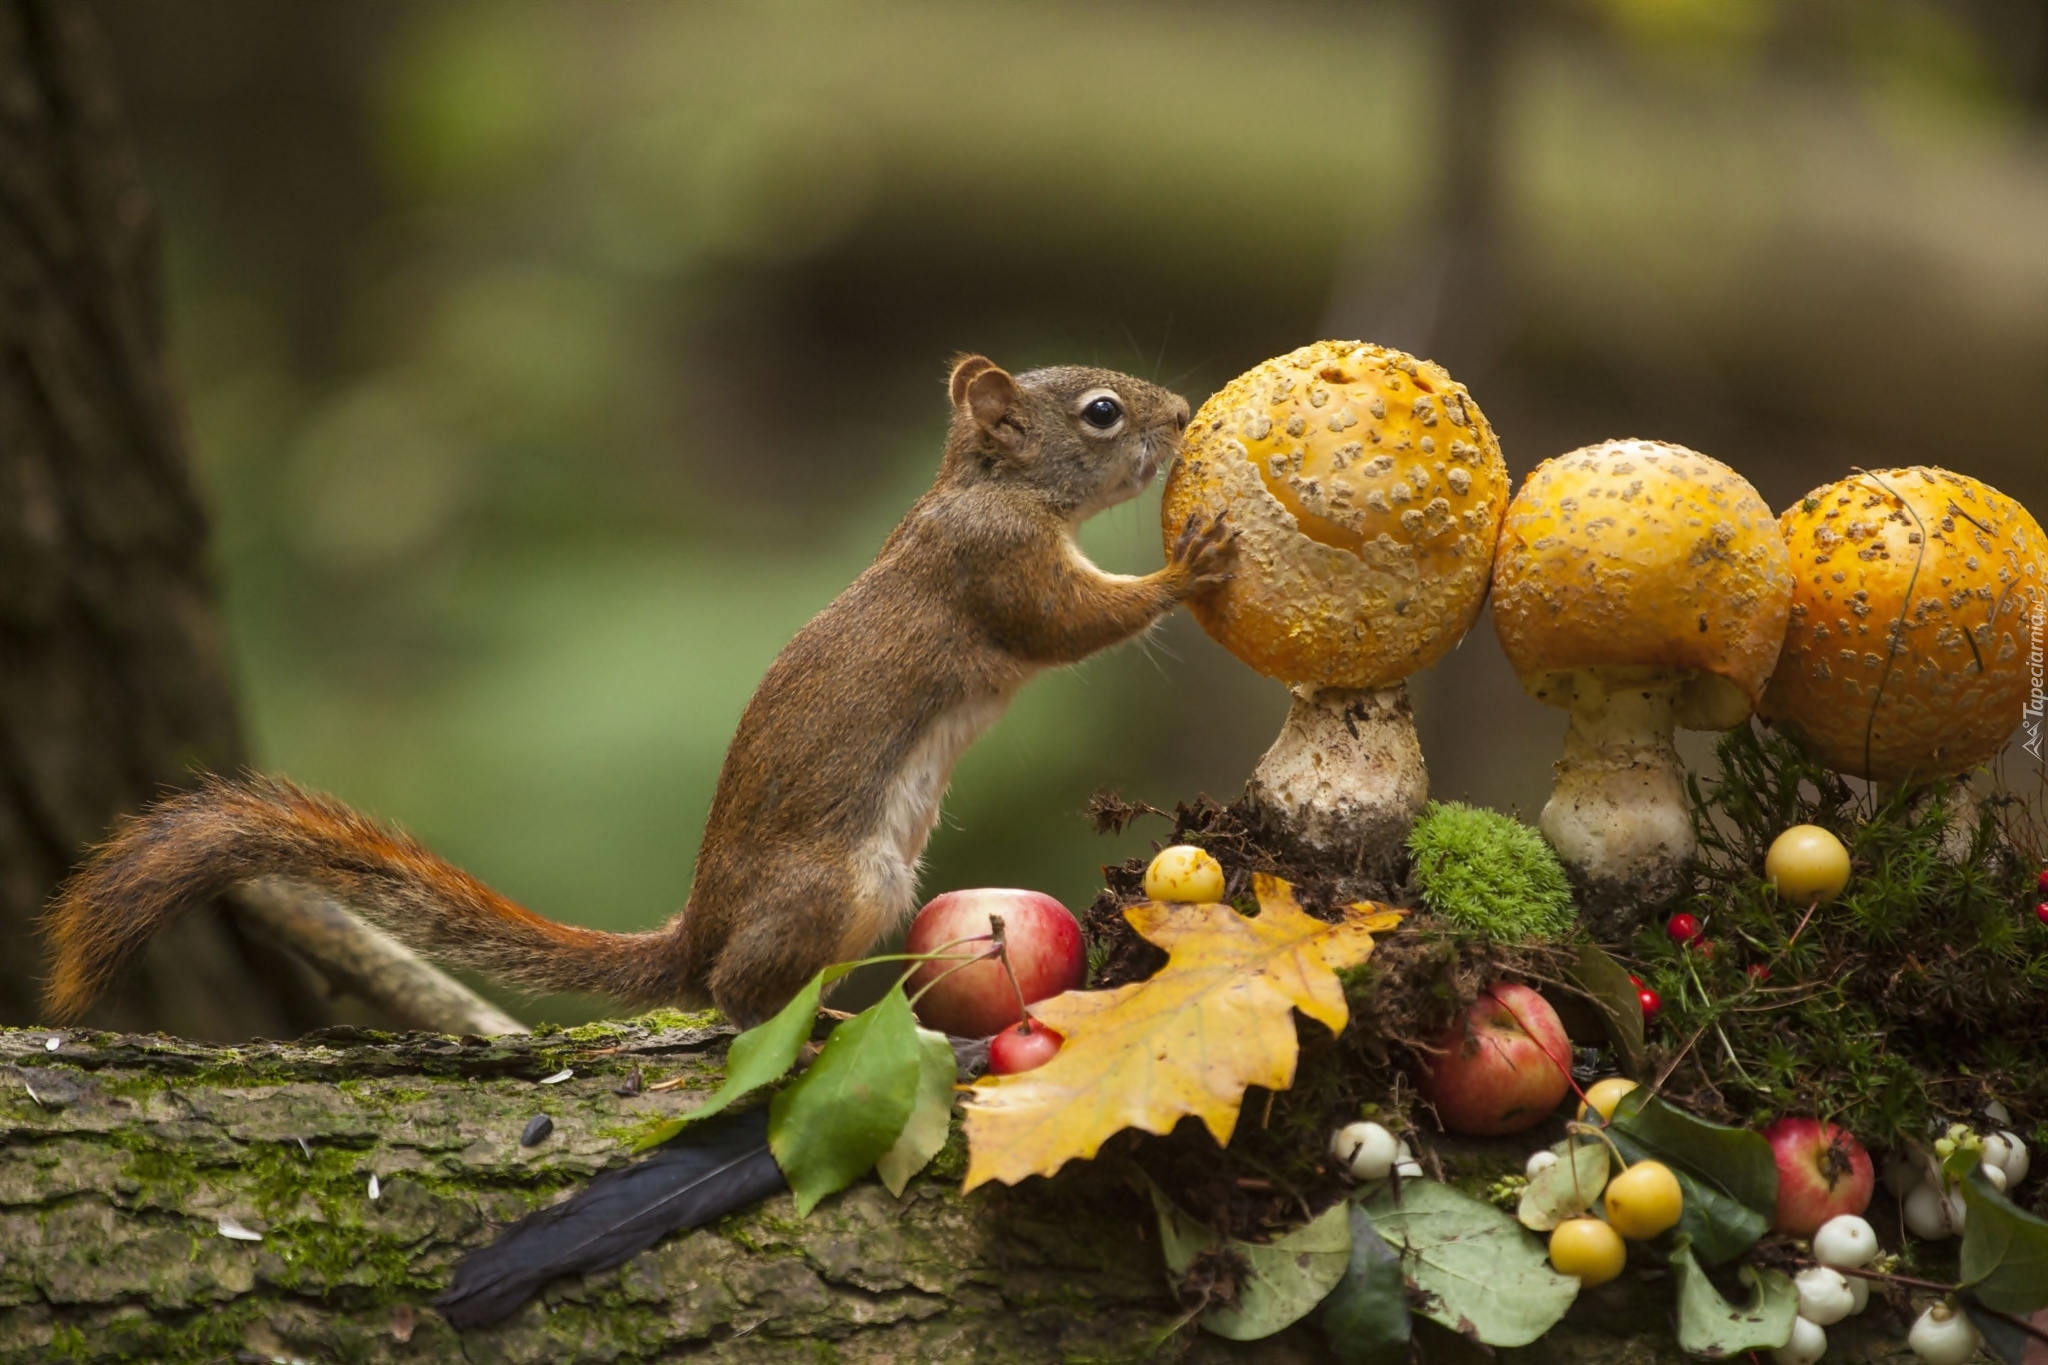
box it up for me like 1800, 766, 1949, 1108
944, 356, 1191, 519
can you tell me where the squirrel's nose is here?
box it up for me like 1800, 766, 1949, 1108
1170, 397, 1190, 433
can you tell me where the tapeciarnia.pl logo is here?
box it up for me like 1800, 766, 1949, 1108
2025, 593, 2045, 763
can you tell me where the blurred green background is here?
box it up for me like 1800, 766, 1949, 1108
94, 0, 2048, 1022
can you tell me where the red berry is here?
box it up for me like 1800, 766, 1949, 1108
1692, 939, 1716, 960
1747, 963, 1770, 983
1666, 913, 1702, 945
1638, 987, 1662, 1020
2037, 902, 2048, 926
2037, 867, 2048, 894
988, 1020, 1064, 1074
1628, 974, 1645, 989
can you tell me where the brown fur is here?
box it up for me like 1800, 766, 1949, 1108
43, 356, 1231, 1028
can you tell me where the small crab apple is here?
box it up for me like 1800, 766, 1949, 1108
903, 889, 1085, 1038
1413, 982, 1573, 1136
1581, 1077, 1639, 1123
1144, 845, 1225, 904
1765, 1118, 1874, 1236
1605, 1161, 1684, 1240
1549, 1217, 1627, 1287
1765, 825, 1851, 907
987, 1019, 1063, 1074
1666, 912, 1702, 945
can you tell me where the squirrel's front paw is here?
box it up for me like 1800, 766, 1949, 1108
1170, 511, 1237, 594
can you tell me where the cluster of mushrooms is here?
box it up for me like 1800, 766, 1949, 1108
1163, 340, 2046, 933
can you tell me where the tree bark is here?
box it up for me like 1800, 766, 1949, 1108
0, 0, 340, 1038
0, 1019, 1930, 1364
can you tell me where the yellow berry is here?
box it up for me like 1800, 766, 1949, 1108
1144, 845, 1225, 903
1549, 1216, 1627, 1287
1581, 1078, 1639, 1124
1604, 1160, 1684, 1240
1764, 825, 1850, 907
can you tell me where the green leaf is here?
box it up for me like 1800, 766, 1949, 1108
1201, 1202, 1353, 1342
1147, 1179, 1215, 1279
1959, 1163, 2048, 1316
1361, 1179, 1579, 1347
1143, 1185, 1353, 1343
633, 961, 860, 1151
1607, 1090, 1775, 1266
1320, 1203, 1412, 1365
1568, 944, 1646, 1080
768, 985, 923, 1215
875, 1028, 957, 1197
1517, 1138, 1612, 1232
1670, 1237, 1798, 1358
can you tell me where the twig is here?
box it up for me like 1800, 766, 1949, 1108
231, 878, 528, 1035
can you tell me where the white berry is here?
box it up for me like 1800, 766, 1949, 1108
1813, 1214, 1878, 1269
1996, 1130, 2030, 1186
1795, 1267, 1855, 1326
1983, 1162, 2008, 1192
1907, 1303, 1981, 1365
1771, 1314, 1827, 1365
1845, 1274, 1869, 1315
1331, 1121, 1400, 1181
1526, 1150, 1559, 1179
1903, 1181, 1958, 1240
1394, 1160, 1424, 1180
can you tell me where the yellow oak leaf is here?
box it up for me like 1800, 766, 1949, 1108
960, 875, 1404, 1192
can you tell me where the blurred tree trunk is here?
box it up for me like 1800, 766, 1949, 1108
0, 0, 336, 1037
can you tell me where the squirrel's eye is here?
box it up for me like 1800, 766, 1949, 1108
1081, 396, 1124, 430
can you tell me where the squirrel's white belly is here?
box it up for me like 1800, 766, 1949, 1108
842, 689, 1015, 961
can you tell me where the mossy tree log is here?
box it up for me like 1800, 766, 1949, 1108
0, 1019, 1939, 1365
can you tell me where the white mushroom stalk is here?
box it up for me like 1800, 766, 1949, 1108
1161, 341, 1509, 877
1247, 683, 1429, 865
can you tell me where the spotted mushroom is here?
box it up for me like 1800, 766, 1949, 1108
1760, 467, 2046, 798
1490, 440, 1793, 926
1161, 340, 1508, 872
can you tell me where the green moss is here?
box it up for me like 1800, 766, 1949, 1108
1406, 801, 1577, 941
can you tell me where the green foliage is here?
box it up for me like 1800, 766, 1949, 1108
1646, 724, 2048, 1154
1606, 1089, 1777, 1266
769, 986, 924, 1216
1320, 1205, 1411, 1365
1669, 1238, 1797, 1356
1356, 1179, 1579, 1348
1407, 802, 1576, 941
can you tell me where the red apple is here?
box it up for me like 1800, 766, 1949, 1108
903, 889, 1085, 1038
1764, 1116, 1874, 1236
1414, 982, 1573, 1136
988, 1020, 1064, 1074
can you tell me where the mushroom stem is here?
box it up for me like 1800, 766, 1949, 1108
1246, 682, 1428, 879
1539, 670, 1695, 930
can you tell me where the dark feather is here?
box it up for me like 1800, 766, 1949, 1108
435, 1106, 785, 1329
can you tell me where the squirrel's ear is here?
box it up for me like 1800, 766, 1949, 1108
958, 362, 1024, 452
948, 354, 998, 408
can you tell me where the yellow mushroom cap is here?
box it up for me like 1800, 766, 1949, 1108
1759, 467, 2047, 782
1160, 341, 1508, 688
1491, 440, 1793, 727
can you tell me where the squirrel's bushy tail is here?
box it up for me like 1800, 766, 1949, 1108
42, 774, 685, 1021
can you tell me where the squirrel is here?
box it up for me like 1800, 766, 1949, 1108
42, 355, 1234, 1029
